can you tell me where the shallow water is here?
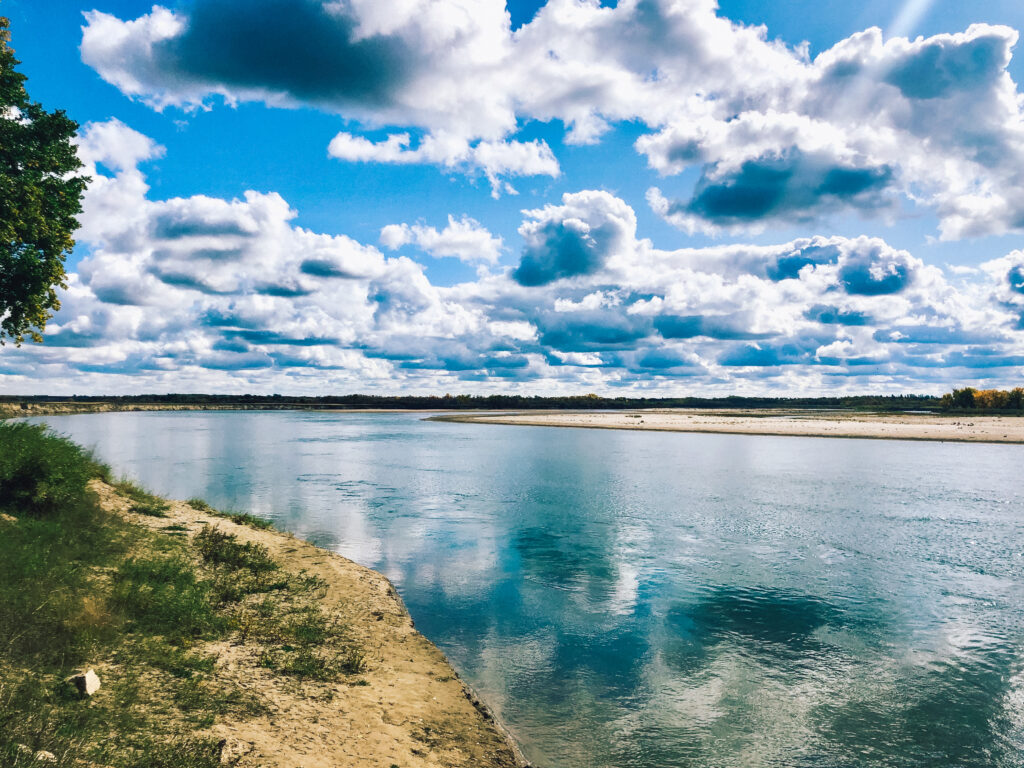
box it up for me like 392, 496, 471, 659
34, 411, 1024, 767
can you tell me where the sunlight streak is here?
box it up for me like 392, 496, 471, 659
887, 0, 937, 40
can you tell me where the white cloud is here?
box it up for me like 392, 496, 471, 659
327, 132, 559, 195
79, 1, 1024, 234
380, 215, 503, 265
8, 122, 1024, 394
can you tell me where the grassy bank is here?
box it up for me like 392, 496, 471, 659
0, 422, 367, 768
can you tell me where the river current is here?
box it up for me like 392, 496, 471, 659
34, 411, 1024, 768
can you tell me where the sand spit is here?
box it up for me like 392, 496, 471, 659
93, 480, 528, 768
432, 409, 1024, 444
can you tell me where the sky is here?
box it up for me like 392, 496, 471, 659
4, 0, 1024, 396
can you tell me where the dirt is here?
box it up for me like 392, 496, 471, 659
92, 480, 528, 768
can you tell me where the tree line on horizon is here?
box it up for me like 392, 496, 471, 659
940, 387, 1024, 412
2, 392, 945, 412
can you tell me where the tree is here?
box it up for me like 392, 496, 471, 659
0, 17, 87, 345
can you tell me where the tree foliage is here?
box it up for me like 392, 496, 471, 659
941, 387, 1024, 411
0, 17, 87, 344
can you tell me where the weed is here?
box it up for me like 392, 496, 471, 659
193, 526, 278, 574
112, 556, 225, 642
115, 479, 171, 517
188, 498, 274, 530
125, 737, 225, 768
223, 510, 274, 530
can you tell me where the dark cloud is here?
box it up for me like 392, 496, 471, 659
537, 312, 650, 352
944, 348, 1024, 368
513, 219, 615, 286
675, 149, 894, 226
655, 313, 774, 341
92, 283, 145, 306
633, 348, 700, 372
872, 326, 994, 345
1007, 264, 1024, 295
152, 213, 253, 240
884, 31, 1009, 100
768, 243, 843, 281
839, 246, 915, 295
719, 343, 811, 367
300, 259, 362, 279
151, 269, 234, 294
804, 305, 871, 326
152, 247, 246, 261
255, 282, 314, 297
223, 330, 337, 346
198, 351, 274, 370
155, 0, 414, 109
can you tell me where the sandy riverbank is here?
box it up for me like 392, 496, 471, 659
432, 409, 1024, 444
95, 480, 527, 768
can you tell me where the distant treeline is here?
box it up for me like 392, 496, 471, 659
941, 387, 1024, 411
0, 393, 943, 412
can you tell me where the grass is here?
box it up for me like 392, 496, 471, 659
115, 478, 170, 517
188, 498, 275, 530
0, 421, 365, 767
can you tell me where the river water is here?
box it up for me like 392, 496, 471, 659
33, 411, 1024, 767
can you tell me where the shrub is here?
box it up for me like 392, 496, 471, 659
0, 422, 97, 517
193, 526, 278, 574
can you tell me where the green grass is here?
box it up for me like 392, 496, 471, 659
115, 478, 171, 517
188, 498, 275, 530
0, 422, 367, 767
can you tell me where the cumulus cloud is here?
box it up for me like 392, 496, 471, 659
380, 216, 503, 265
8, 124, 1024, 394
513, 191, 637, 286
328, 132, 559, 195
80, 1, 1024, 234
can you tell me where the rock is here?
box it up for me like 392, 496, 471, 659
16, 746, 56, 763
217, 737, 252, 765
67, 669, 101, 697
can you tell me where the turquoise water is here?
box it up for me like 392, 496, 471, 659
34, 411, 1024, 767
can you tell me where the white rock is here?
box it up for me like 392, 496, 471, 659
67, 669, 101, 697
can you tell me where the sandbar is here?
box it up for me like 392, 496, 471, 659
432, 409, 1024, 444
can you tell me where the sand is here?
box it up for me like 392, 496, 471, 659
93, 480, 528, 768
433, 409, 1024, 444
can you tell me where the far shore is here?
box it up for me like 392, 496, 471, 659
0, 402, 453, 419
430, 409, 1024, 444
7, 400, 1022, 443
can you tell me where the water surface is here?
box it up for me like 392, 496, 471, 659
35, 411, 1024, 767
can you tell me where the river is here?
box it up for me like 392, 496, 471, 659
33, 410, 1024, 768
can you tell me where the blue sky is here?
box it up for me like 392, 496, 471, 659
4, 0, 1024, 395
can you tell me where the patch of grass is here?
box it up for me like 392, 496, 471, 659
193, 526, 278, 574
223, 510, 275, 530
186, 498, 214, 513
188, 497, 275, 530
258, 646, 366, 681
125, 737, 226, 768
115, 479, 170, 517
112, 556, 227, 643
